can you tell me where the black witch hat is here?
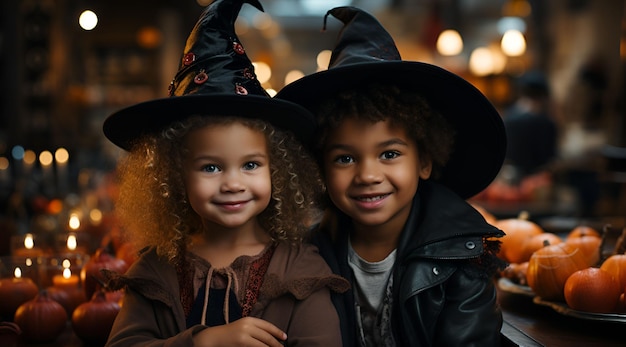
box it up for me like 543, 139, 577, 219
276, 6, 506, 199
103, 0, 316, 151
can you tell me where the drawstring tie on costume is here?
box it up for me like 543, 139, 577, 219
200, 267, 240, 325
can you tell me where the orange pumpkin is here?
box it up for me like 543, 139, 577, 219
564, 233, 602, 267
566, 225, 600, 240
617, 290, 626, 313
526, 242, 588, 301
564, 267, 621, 313
600, 254, 626, 290
495, 212, 544, 263
519, 233, 562, 264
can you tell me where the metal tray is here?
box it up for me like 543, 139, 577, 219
533, 296, 626, 323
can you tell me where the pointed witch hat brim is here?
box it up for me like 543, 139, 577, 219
103, 0, 316, 151
276, 6, 506, 199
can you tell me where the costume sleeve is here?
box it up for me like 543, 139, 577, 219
285, 286, 344, 347
433, 268, 502, 347
105, 287, 207, 347
259, 242, 349, 347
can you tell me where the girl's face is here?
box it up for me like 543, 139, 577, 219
184, 122, 271, 232
323, 118, 432, 233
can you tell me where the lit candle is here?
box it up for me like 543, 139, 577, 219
12, 233, 45, 258
52, 267, 80, 291
39, 150, 54, 194
0, 267, 39, 320
23, 149, 36, 177
48, 261, 86, 315
0, 156, 10, 186
68, 213, 81, 231
55, 147, 69, 196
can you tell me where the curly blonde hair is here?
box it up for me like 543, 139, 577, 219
114, 115, 322, 264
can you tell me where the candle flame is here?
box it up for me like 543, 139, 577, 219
90, 209, 103, 224
69, 214, 80, 230
24, 233, 34, 249
39, 150, 53, 167
62, 259, 71, 268
63, 268, 72, 279
55, 147, 69, 164
67, 234, 77, 250
14, 267, 22, 278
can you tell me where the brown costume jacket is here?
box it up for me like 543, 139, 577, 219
104, 242, 349, 347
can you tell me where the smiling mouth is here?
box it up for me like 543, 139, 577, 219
219, 201, 247, 205
354, 194, 390, 202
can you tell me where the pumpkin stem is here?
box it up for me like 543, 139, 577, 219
518, 210, 530, 221
543, 239, 550, 247
615, 227, 626, 255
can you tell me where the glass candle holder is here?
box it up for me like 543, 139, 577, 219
10, 233, 46, 258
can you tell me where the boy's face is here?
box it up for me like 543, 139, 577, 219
183, 122, 272, 231
323, 118, 432, 232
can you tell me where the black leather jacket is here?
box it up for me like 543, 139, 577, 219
311, 181, 506, 347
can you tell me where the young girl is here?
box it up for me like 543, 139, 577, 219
277, 7, 507, 347
102, 1, 348, 346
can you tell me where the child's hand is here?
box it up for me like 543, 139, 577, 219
194, 317, 287, 347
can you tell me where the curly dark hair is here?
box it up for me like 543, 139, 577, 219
114, 115, 322, 263
315, 83, 455, 180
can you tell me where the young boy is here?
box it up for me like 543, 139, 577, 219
277, 6, 507, 347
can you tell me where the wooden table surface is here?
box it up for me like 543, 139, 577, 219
498, 282, 625, 347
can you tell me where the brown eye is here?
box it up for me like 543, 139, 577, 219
381, 151, 399, 160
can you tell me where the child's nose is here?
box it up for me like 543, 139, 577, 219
354, 160, 383, 185
220, 171, 245, 192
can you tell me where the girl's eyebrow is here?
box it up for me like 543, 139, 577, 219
190, 152, 268, 162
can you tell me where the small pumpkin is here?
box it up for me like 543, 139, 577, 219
495, 211, 544, 263
71, 290, 121, 344
0, 276, 38, 321
46, 286, 87, 316
600, 254, 626, 290
564, 267, 621, 313
0, 321, 21, 347
526, 241, 588, 301
565, 233, 602, 267
566, 225, 600, 240
617, 288, 626, 313
519, 233, 562, 264
80, 247, 129, 300
13, 290, 68, 343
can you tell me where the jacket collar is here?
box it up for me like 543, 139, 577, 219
397, 180, 504, 260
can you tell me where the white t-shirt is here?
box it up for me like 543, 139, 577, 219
348, 242, 396, 346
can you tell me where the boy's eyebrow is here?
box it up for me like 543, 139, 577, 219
326, 138, 409, 151
379, 138, 409, 147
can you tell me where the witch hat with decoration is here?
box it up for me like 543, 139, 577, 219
104, 0, 316, 151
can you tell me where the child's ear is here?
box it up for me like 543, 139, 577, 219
418, 158, 433, 180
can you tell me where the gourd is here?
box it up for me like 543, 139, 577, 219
564, 267, 621, 313
565, 231, 602, 267
600, 254, 626, 290
518, 232, 562, 264
13, 290, 68, 343
494, 211, 544, 263
526, 241, 588, 301
71, 290, 121, 344
80, 247, 128, 300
